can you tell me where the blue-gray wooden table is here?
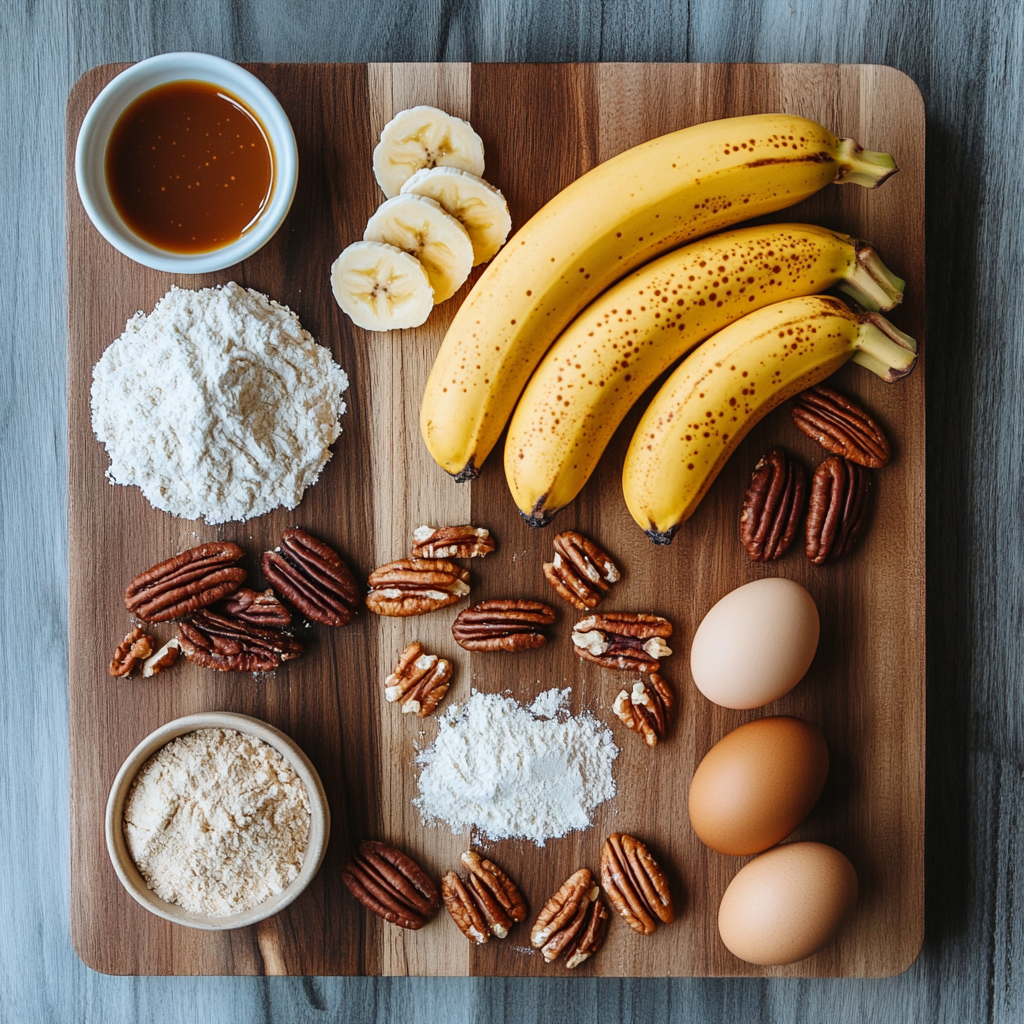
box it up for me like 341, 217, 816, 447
2, 0, 1020, 1021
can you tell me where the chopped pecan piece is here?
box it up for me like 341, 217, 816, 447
442, 852, 527, 944
177, 609, 303, 672
613, 672, 674, 746
366, 558, 470, 617
141, 637, 181, 678
262, 528, 360, 626
411, 524, 495, 559
739, 448, 806, 562
792, 385, 891, 468
600, 833, 675, 935
571, 612, 672, 673
543, 531, 620, 610
531, 868, 609, 968
109, 626, 154, 677
385, 642, 453, 717
219, 587, 291, 627
341, 840, 440, 930
125, 542, 246, 622
451, 599, 555, 652
806, 456, 873, 564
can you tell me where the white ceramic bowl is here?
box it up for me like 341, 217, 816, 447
75, 52, 298, 273
105, 711, 329, 931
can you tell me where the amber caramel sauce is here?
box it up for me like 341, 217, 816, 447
105, 80, 274, 254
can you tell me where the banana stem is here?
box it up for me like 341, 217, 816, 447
837, 242, 906, 311
851, 313, 918, 381
834, 138, 898, 188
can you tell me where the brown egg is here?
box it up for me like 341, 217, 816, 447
688, 716, 828, 855
718, 842, 858, 965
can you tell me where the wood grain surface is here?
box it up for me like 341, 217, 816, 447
67, 60, 924, 978
5, 0, 1022, 1020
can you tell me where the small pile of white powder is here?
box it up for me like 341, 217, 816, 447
123, 728, 311, 917
413, 688, 618, 846
91, 282, 349, 524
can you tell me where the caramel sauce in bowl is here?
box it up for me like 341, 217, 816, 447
76, 53, 297, 273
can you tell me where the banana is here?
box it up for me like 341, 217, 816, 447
373, 105, 485, 198
330, 240, 434, 331
401, 166, 511, 265
621, 295, 917, 543
364, 193, 474, 303
420, 113, 897, 481
504, 224, 904, 524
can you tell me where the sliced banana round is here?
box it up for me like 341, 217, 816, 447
364, 194, 474, 304
373, 105, 485, 199
330, 240, 434, 332
401, 166, 511, 265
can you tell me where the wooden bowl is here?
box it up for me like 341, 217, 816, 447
104, 711, 329, 931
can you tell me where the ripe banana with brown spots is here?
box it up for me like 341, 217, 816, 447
420, 112, 897, 481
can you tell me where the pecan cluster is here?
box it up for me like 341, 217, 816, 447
543, 531, 620, 610
792, 384, 890, 468
806, 456, 873, 564
385, 642, 453, 717
739, 448, 806, 562
531, 868, 609, 969
612, 672, 674, 746
451, 599, 555, 652
600, 833, 674, 935
125, 542, 246, 622
441, 851, 527, 944
177, 609, 304, 673
571, 613, 673, 673
365, 558, 470, 617
341, 840, 440, 930
411, 524, 494, 560
262, 528, 361, 626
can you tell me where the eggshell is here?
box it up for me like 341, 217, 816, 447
688, 716, 828, 855
690, 577, 819, 709
718, 842, 858, 965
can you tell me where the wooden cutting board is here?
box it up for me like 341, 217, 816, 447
67, 61, 924, 977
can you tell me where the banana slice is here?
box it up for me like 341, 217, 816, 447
373, 105, 485, 199
330, 240, 434, 332
364, 194, 474, 303
401, 167, 511, 265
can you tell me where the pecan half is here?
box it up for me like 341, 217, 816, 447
177, 609, 304, 672
571, 613, 672, 673
366, 558, 470, 617
262, 528, 360, 626
219, 587, 291, 627
792, 384, 890, 468
141, 637, 180, 678
451, 599, 555, 652
600, 833, 675, 935
341, 840, 440, 930
806, 456, 873, 564
125, 542, 246, 622
442, 851, 527, 943
543, 531, 620, 610
109, 626, 154, 677
613, 672, 674, 746
531, 869, 609, 968
739, 448, 806, 562
411, 524, 495, 559
385, 642, 453, 717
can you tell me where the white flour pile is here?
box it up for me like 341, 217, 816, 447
91, 282, 349, 524
413, 688, 618, 846
123, 728, 310, 917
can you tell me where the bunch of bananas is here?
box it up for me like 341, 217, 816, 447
420, 112, 916, 541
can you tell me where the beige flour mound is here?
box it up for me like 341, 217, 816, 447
91, 282, 349, 524
123, 728, 310, 917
